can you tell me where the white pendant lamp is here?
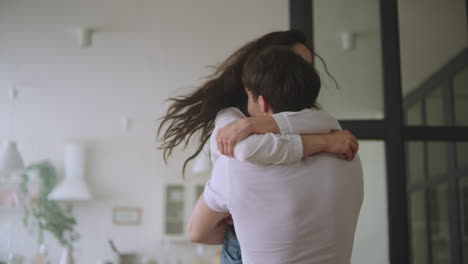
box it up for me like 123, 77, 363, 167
0, 141, 24, 175
48, 143, 92, 201
0, 86, 24, 177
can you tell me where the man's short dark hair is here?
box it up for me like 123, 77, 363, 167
241, 45, 321, 113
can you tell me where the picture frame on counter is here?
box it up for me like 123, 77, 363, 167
113, 206, 142, 226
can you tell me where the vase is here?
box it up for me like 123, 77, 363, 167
59, 246, 74, 264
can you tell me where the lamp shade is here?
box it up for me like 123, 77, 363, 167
0, 141, 24, 177
48, 143, 92, 201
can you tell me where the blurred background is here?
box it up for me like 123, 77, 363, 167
0, 0, 467, 263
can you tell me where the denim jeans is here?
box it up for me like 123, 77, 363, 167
221, 225, 242, 264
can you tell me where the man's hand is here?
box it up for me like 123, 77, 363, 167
324, 130, 359, 161
225, 215, 234, 225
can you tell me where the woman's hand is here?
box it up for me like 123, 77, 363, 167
216, 119, 252, 157
324, 130, 359, 161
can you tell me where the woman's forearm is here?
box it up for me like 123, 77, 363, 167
301, 130, 358, 160
300, 135, 327, 157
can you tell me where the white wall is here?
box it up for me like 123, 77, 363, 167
0, 0, 289, 263
0, 0, 289, 141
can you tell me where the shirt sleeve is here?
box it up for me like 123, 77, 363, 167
203, 157, 230, 212
272, 109, 342, 135
211, 108, 303, 165
233, 133, 303, 165
210, 107, 247, 163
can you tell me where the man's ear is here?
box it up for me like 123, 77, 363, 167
258, 95, 271, 115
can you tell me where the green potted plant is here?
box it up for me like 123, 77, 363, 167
19, 161, 79, 263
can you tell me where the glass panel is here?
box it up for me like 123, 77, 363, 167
457, 142, 468, 168
406, 102, 423, 125
399, 0, 468, 103
166, 222, 184, 234
351, 141, 389, 264
195, 185, 204, 205
427, 142, 448, 177
425, 87, 446, 126
313, 0, 383, 119
406, 142, 425, 184
165, 185, 184, 235
429, 184, 451, 264
454, 68, 468, 126
410, 191, 427, 264
460, 177, 468, 264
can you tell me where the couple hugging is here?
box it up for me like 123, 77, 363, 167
158, 30, 363, 264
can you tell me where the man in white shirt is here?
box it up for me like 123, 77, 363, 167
188, 46, 363, 264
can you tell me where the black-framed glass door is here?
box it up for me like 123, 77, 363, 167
398, 0, 467, 263
290, 0, 468, 263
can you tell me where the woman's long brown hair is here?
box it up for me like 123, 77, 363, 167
157, 30, 325, 176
